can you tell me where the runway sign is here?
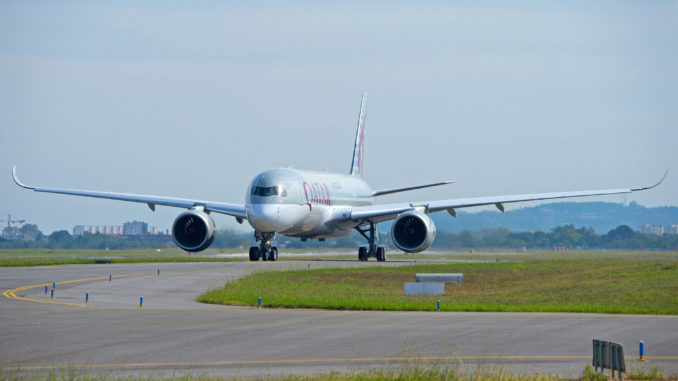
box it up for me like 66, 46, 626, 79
404, 282, 444, 296
593, 339, 625, 380
415, 273, 463, 285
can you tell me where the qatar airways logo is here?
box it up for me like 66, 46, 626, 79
302, 181, 331, 210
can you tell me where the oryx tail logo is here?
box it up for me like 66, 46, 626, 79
350, 92, 367, 177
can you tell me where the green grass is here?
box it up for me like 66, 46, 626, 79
2, 248, 674, 267
0, 248, 242, 266
283, 250, 678, 263
2, 365, 676, 381
199, 252, 678, 314
0, 247, 362, 267
0, 256, 232, 267
627, 366, 678, 381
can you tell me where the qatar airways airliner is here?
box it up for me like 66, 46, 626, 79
12, 93, 666, 261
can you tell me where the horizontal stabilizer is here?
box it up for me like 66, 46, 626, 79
372, 181, 454, 197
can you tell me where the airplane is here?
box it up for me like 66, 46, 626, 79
12, 93, 666, 262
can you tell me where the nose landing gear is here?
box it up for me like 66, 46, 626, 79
355, 222, 386, 262
249, 231, 278, 261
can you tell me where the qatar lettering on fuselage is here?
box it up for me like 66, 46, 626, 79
302, 181, 331, 209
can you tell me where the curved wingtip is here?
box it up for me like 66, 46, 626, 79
632, 169, 668, 192
12, 165, 35, 190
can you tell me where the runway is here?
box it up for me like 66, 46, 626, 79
1, 261, 677, 379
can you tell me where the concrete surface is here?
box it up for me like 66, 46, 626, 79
1, 261, 676, 379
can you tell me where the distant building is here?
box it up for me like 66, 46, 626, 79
105, 226, 124, 235
669, 225, 678, 235
639, 224, 665, 235
123, 221, 148, 235
74, 221, 159, 236
122, 221, 161, 235
73, 225, 123, 236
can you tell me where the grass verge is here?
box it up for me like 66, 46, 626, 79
199, 255, 678, 314
0, 248, 245, 266
1, 364, 676, 381
0, 256, 231, 267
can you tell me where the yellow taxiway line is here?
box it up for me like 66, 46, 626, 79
4, 355, 678, 371
2, 273, 148, 307
2, 269, 223, 307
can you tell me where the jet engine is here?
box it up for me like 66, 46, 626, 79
172, 207, 216, 252
390, 210, 436, 253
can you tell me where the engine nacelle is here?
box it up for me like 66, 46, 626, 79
172, 207, 216, 252
391, 210, 436, 253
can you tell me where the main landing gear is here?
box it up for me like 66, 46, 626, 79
355, 222, 386, 262
249, 232, 278, 262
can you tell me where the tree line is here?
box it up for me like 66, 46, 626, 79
1, 224, 677, 250
431, 225, 678, 250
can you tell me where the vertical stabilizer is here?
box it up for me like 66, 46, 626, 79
349, 92, 368, 177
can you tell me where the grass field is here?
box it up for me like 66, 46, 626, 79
2, 364, 675, 381
0, 247, 374, 266
200, 251, 678, 314
4, 248, 678, 314
1, 364, 675, 381
284, 250, 678, 262
0, 247, 371, 266
0, 248, 242, 266
2, 247, 675, 266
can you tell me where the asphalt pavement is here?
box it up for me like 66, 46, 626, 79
1, 260, 676, 379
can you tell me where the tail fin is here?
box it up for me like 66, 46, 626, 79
349, 92, 368, 177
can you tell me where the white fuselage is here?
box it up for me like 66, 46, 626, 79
245, 168, 373, 239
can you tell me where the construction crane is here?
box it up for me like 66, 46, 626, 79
1, 214, 26, 229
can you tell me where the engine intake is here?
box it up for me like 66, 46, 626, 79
172, 207, 216, 252
391, 210, 436, 253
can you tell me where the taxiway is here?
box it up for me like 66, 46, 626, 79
1, 261, 676, 379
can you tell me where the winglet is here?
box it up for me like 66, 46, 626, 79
12, 166, 35, 190
631, 169, 668, 192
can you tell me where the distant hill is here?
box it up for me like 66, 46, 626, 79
431, 202, 678, 233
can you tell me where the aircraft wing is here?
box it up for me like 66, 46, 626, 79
12, 166, 247, 219
350, 171, 667, 223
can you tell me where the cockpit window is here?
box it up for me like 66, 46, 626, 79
252, 186, 279, 197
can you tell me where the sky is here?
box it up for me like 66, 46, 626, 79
1, 1, 676, 235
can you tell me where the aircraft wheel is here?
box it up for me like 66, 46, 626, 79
376, 247, 386, 262
249, 247, 259, 261
358, 247, 368, 261
268, 247, 278, 261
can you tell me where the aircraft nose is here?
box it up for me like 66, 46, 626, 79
247, 204, 279, 232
